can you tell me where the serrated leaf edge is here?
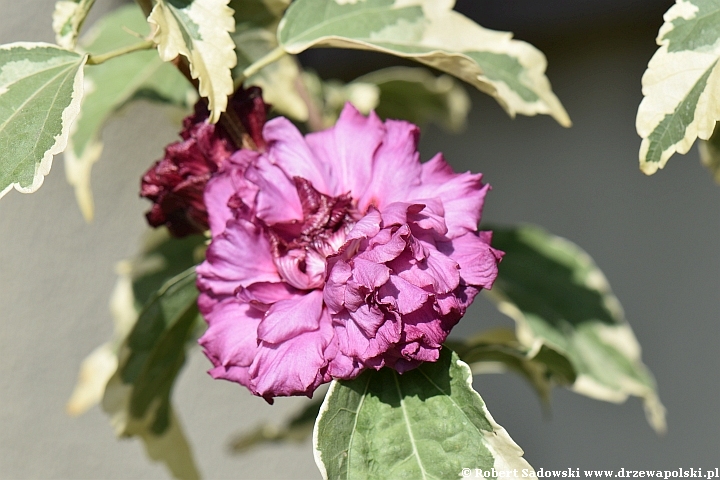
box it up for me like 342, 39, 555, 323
453, 357, 534, 472
277, 1, 570, 126
0, 42, 87, 198
148, 0, 236, 123
485, 226, 666, 433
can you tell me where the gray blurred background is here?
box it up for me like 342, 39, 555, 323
1, 0, 718, 478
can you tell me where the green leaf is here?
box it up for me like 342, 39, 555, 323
149, 0, 236, 123
230, 396, 322, 453
0, 43, 86, 199
355, 66, 471, 132
313, 348, 533, 479
278, 0, 570, 126
699, 121, 720, 183
636, 0, 720, 174
67, 229, 205, 416
52, 0, 96, 49
231, 0, 307, 121
68, 230, 205, 479
66, 4, 194, 221
448, 328, 576, 405
487, 225, 666, 433
102, 267, 202, 480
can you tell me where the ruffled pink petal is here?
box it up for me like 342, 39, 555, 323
407, 198, 448, 237
347, 303, 386, 338
236, 282, 299, 311
347, 208, 381, 240
244, 156, 303, 224
199, 298, 262, 388
196, 219, 280, 296
362, 314, 402, 361
203, 150, 260, 235
325, 348, 362, 379
378, 275, 429, 314
379, 202, 423, 227
357, 119, 422, 211
351, 258, 391, 290
306, 104, 385, 198
204, 172, 236, 237
410, 153, 488, 237
358, 225, 410, 263
324, 259, 352, 314
274, 249, 325, 290
257, 290, 324, 344
263, 117, 333, 195
438, 232, 504, 289
423, 244, 461, 293
249, 308, 334, 398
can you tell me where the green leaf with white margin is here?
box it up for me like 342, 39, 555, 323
67, 228, 206, 416
278, 0, 570, 127
103, 267, 202, 480
447, 328, 576, 405
230, 0, 307, 121
355, 66, 471, 132
486, 225, 666, 433
65, 5, 194, 221
636, 0, 720, 174
0, 43, 86, 199
699, 121, 720, 183
52, 0, 96, 49
313, 347, 533, 479
68, 230, 205, 479
148, 0, 236, 123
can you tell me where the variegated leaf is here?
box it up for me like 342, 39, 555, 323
313, 348, 533, 479
67, 229, 205, 416
66, 5, 193, 221
148, 0, 236, 123
637, 0, 720, 174
52, 0, 96, 49
103, 267, 202, 480
278, 0, 570, 126
0, 43, 86, 199
487, 225, 666, 433
447, 328, 576, 405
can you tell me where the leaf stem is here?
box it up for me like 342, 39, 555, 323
86, 40, 155, 66
236, 46, 287, 84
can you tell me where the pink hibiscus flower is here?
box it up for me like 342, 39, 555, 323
196, 104, 502, 400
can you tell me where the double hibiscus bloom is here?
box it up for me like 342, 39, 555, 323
142, 93, 502, 401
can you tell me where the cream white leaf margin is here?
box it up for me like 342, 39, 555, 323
65, 5, 194, 221
637, 0, 720, 174
278, 0, 570, 126
487, 225, 666, 434
0, 43, 86, 199
313, 349, 532, 479
148, 0, 236, 123
52, 0, 96, 49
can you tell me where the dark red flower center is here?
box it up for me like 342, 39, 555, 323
265, 177, 355, 289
